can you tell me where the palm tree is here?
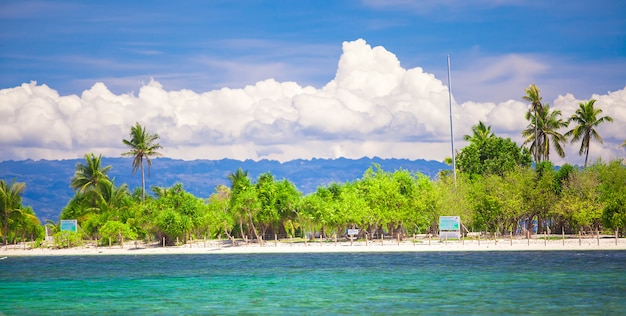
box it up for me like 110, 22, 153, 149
151, 183, 184, 199
122, 122, 163, 202
522, 110, 541, 162
1, 179, 38, 247
539, 106, 569, 162
565, 99, 614, 168
92, 181, 130, 221
523, 84, 544, 163
522, 104, 569, 162
464, 121, 495, 144
70, 153, 112, 196
228, 168, 250, 195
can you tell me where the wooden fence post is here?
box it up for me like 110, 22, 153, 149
579, 231, 581, 246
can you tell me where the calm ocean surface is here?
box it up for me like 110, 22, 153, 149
1, 251, 625, 315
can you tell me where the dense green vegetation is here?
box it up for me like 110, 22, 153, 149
1, 86, 625, 247
1, 179, 43, 246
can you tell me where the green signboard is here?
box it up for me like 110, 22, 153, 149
60, 220, 78, 232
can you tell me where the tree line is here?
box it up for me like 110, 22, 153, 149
1, 85, 625, 247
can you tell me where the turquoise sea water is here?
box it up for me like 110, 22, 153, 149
1, 251, 625, 315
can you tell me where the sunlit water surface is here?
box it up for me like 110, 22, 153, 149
1, 251, 625, 315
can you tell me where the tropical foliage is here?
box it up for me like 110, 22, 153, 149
6, 157, 626, 247
1, 179, 42, 246
456, 135, 532, 177
70, 153, 112, 196
522, 104, 569, 162
565, 99, 614, 168
463, 121, 494, 144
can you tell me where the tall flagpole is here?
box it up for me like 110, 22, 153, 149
447, 55, 457, 185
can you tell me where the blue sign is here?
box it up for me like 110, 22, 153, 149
439, 216, 460, 231
60, 220, 77, 232
439, 216, 460, 239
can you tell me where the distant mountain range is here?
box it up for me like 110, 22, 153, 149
0, 157, 449, 222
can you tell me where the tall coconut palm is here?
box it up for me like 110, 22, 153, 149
523, 84, 544, 163
522, 104, 569, 162
1, 179, 38, 247
71, 153, 112, 196
464, 121, 495, 144
522, 110, 542, 162
565, 99, 613, 168
122, 122, 163, 202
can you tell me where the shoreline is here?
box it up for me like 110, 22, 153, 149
3, 236, 625, 256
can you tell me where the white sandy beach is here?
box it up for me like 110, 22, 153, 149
2, 236, 625, 256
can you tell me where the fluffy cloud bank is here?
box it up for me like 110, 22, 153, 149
1, 39, 625, 165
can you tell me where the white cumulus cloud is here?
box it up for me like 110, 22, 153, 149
1, 39, 624, 165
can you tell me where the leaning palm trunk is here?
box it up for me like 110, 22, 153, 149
248, 211, 262, 244
223, 223, 236, 246
238, 217, 245, 241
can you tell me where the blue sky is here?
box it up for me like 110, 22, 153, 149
1, 0, 625, 164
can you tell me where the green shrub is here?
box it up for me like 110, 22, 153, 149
53, 231, 83, 248
99, 220, 137, 246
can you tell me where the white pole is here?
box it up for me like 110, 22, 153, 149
447, 55, 457, 185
